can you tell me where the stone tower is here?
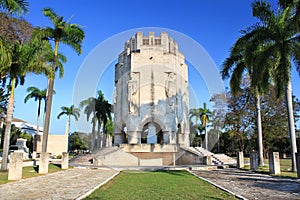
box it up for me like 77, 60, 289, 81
114, 32, 189, 148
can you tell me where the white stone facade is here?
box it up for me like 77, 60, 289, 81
114, 32, 189, 147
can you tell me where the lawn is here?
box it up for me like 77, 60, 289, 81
243, 158, 297, 178
85, 170, 238, 200
0, 164, 62, 185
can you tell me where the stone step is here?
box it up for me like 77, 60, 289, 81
70, 147, 122, 166
188, 147, 236, 166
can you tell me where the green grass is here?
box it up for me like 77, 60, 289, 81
243, 158, 297, 178
85, 170, 238, 200
0, 164, 62, 185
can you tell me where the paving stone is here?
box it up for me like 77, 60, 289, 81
192, 168, 300, 200
0, 168, 118, 200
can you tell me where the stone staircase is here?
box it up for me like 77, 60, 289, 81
69, 154, 94, 166
212, 153, 236, 165
69, 147, 121, 166
93, 147, 120, 156
189, 147, 236, 166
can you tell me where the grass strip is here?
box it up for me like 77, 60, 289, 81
85, 170, 238, 200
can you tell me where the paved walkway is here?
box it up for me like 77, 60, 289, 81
0, 168, 119, 200
192, 168, 300, 200
1, 166, 300, 200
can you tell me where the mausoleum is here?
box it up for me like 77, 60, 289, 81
113, 32, 190, 147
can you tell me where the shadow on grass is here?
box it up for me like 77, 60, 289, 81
33, 166, 38, 173
154, 170, 186, 176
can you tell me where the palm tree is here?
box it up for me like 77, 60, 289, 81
57, 105, 80, 135
0, 0, 28, 15
0, 36, 11, 69
199, 103, 211, 150
240, 1, 300, 172
221, 30, 271, 166
40, 8, 84, 153
0, 36, 48, 171
24, 87, 46, 135
189, 108, 202, 146
189, 108, 201, 131
95, 91, 111, 148
80, 97, 97, 151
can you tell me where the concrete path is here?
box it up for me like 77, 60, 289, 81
0, 168, 119, 200
192, 168, 300, 200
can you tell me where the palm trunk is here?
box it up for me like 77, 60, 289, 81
1, 78, 15, 171
65, 116, 70, 135
102, 121, 107, 148
0, 116, 4, 148
42, 79, 54, 152
205, 126, 208, 150
285, 80, 297, 172
256, 93, 264, 166
91, 120, 96, 152
36, 100, 41, 135
42, 40, 59, 153
97, 120, 101, 149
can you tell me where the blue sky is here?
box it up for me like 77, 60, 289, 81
12, 0, 299, 134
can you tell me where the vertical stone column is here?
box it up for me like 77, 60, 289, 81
114, 133, 124, 146
128, 131, 141, 144
296, 153, 300, 178
61, 152, 69, 170
32, 151, 37, 159
203, 155, 212, 165
173, 152, 176, 166
39, 152, 50, 174
163, 131, 170, 144
269, 152, 280, 175
8, 152, 23, 180
250, 152, 258, 170
237, 151, 244, 169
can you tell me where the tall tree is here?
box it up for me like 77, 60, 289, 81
0, 0, 28, 15
0, 37, 49, 171
243, 1, 300, 172
0, 87, 8, 148
57, 105, 80, 135
189, 108, 202, 133
199, 103, 212, 150
221, 30, 271, 166
24, 87, 46, 135
80, 97, 97, 151
40, 8, 84, 152
95, 90, 111, 148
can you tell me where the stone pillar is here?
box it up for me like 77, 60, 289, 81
39, 152, 50, 174
173, 152, 176, 166
32, 151, 37, 159
269, 152, 280, 175
296, 153, 300, 178
128, 131, 141, 144
250, 152, 258, 170
169, 131, 176, 144
163, 131, 170, 144
8, 151, 23, 180
61, 152, 69, 169
237, 151, 244, 169
203, 155, 212, 165
114, 133, 124, 146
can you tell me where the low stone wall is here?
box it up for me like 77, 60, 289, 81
34, 134, 68, 156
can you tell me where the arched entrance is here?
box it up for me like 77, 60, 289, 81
141, 122, 163, 144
